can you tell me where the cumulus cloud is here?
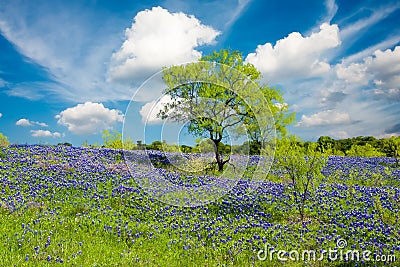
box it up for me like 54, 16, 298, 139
242, 3, 399, 140
56, 102, 124, 135
335, 63, 368, 85
108, 6, 220, 84
139, 95, 174, 124
336, 46, 400, 101
30, 129, 61, 138
0, 113, 2, 118
368, 47, 400, 95
16, 118, 48, 127
297, 110, 352, 127
35, 122, 48, 127
245, 23, 341, 84
16, 119, 32, 126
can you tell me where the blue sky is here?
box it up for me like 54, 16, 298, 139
0, 0, 399, 146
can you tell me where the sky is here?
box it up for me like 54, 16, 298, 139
0, 0, 399, 146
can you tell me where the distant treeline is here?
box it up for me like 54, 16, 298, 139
139, 136, 400, 158
93, 130, 399, 158
2, 129, 397, 158
312, 135, 399, 157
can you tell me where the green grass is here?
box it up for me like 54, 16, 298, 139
1, 146, 399, 266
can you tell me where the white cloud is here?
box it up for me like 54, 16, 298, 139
336, 46, 400, 101
31, 129, 61, 138
0, 0, 127, 102
16, 118, 48, 127
290, 45, 400, 139
297, 110, 352, 127
0, 113, 2, 118
108, 6, 220, 84
323, 0, 338, 23
241, 2, 400, 141
245, 23, 340, 84
335, 62, 368, 85
36, 122, 48, 127
56, 102, 124, 135
16, 119, 32, 126
367, 47, 400, 90
139, 95, 174, 124
341, 35, 400, 64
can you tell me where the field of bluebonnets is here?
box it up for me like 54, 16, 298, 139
1, 144, 399, 266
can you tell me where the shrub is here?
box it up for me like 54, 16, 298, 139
0, 132, 10, 148
275, 136, 327, 222
102, 130, 123, 149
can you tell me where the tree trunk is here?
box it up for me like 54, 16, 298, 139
213, 139, 227, 172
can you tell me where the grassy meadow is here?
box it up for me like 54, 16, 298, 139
0, 144, 399, 266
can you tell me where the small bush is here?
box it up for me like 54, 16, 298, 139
0, 132, 10, 148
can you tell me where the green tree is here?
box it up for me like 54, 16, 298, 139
102, 130, 123, 149
102, 130, 136, 150
162, 143, 180, 152
317, 136, 335, 153
275, 136, 327, 222
180, 145, 193, 153
123, 138, 136, 150
192, 139, 215, 154
382, 136, 400, 158
147, 141, 163, 151
0, 132, 10, 147
158, 49, 293, 171
346, 143, 385, 157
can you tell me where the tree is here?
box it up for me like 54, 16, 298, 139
241, 90, 295, 154
103, 129, 136, 150
102, 130, 123, 149
382, 136, 400, 157
0, 132, 10, 147
147, 141, 163, 151
158, 49, 294, 171
123, 138, 136, 150
317, 136, 335, 153
180, 145, 193, 153
381, 136, 400, 165
275, 136, 327, 222
345, 143, 385, 157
